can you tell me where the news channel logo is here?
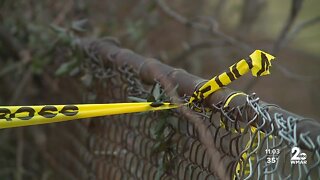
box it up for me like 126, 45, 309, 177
291, 147, 307, 165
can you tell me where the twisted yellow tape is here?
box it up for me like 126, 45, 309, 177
189, 50, 275, 104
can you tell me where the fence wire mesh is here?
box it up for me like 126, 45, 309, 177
40, 39, 320, 180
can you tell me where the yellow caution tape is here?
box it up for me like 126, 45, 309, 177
0, 50, 275, 130
0, 102, 179, 129
189, 50, 275, 104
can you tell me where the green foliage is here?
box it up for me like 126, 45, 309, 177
51, 21, 88, 76
145, 83, 178, 179
127, 83, 179, 178
55, 59, 79, 76
71, 19, 88, 33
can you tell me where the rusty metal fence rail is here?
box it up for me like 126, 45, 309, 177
41, 38, 320, 180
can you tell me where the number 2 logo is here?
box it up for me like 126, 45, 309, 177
291, 147, 301, 160
291, 147, 307, 160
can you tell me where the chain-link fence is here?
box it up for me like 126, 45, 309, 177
37, 39, 320, 180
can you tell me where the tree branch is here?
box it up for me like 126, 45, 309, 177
155, 0, 253, 53
171, 39, 229, 66
238, 0, 267, 34
280, 15, 320, 50
272, 0, 304, 54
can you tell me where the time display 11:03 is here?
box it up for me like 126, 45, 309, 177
265, 148, 280, 155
